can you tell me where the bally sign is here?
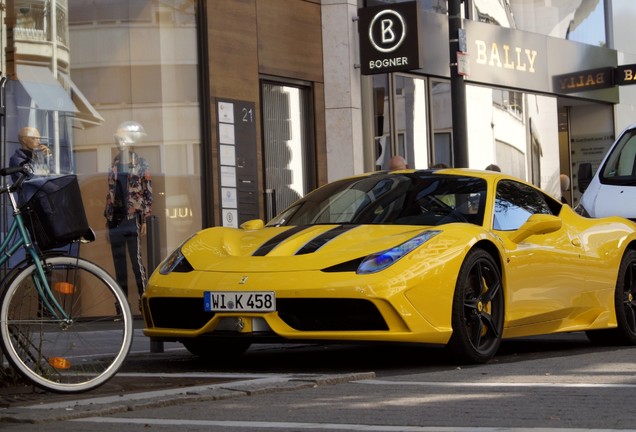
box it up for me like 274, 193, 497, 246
358, 1, 423, 75
553, 67, 614, 94
616, 64, 636, 86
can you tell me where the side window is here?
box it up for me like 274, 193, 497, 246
602, 131, 636, 178
494, 180, 552, 231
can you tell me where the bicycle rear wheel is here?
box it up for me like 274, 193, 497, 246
0, 256, 133, 393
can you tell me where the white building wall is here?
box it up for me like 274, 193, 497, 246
466, 85, 496, 170
321, 0, 364, 181
612, 0, 636, 133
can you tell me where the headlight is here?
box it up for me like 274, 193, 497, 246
159, 235, 196, 274
356, 230, 441, 274
159, 248, 193, 274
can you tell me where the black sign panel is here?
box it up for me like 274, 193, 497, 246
553, 67, 614, 94
616, 64, 636, 86
358, 1, 422, 75
216, 99, 258, 227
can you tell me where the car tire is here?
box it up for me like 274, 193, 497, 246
446, 248, 504, 364
182, 339, 251, 361
586, 249, 636, 345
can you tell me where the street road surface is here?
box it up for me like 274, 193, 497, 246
2, 330, 636, 431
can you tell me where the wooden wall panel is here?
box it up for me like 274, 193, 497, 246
256, 0, 323, 82
207, 0, 261, 223
208, 0, 259, 101
205, 0, 326, 224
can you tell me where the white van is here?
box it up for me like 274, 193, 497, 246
577, 124, 636, 221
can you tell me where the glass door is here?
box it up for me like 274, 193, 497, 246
261, 81, 314, 220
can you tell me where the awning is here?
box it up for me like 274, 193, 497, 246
15, 64, 77, 113
58, 73, 105, 128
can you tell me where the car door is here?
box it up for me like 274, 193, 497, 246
493, 180, 588, 331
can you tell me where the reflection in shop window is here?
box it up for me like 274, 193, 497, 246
431, 81, 452, 166
65, 0, 202, 309
493, 89, 523, 119
262, 82, 311, 220
372, 75, 391, 169
395, 75, 428, 169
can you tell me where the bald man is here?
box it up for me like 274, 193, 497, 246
388, 155, 408, 170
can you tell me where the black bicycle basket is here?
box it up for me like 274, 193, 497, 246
19, 175, 89, 251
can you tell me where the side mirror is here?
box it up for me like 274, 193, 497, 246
240, 219, 265, 230
577, 163, 593, 193
509, 214, 562, 243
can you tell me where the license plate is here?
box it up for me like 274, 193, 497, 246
204, 291, 276, 312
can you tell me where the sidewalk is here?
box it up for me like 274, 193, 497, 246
0, 369, 375, 424
0, 320, 376, 423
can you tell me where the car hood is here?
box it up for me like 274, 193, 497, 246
180, 224, 448, 272
586, 184, 636, 219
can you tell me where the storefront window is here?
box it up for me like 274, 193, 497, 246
369, 74, 433, 170
372, 74, 391, 169
68, 1, 202, 309
394, 74, 429, 169
4, 0, 202, 310
431, 81, 452, 167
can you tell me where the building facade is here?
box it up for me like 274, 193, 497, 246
0, 0, 635, 308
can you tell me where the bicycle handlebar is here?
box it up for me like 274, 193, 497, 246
0, 165, 26, 177
0, 165, 30, 192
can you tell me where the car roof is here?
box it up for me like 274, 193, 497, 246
371, 167, 508, 181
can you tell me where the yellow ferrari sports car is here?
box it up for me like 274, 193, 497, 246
142, 168, 636, 364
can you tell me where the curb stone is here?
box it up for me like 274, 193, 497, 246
0, 372, 376, 424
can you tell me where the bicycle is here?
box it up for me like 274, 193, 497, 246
0, 165, 133, 393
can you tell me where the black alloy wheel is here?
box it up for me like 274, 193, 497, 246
587, 249, 636, 345
447, 248, 504, 364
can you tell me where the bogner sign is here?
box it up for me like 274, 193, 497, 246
358, 2, 423, 75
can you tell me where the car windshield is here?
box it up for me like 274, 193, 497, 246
268, 173, 487, 227
601, 128, 636, 186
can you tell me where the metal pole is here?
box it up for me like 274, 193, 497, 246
146, 215, 164, 353
265, 189, 276, 222
448, 0, 469, 168
50, 0, 61, 173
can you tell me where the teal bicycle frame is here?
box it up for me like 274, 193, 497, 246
0, 182, 70, 321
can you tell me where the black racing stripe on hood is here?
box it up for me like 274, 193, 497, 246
296, 225, 359, 255
252, 225, 309, 256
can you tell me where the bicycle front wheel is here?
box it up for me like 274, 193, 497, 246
0, 256, 133, 393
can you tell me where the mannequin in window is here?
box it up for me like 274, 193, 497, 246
9, 127, 50, 180
104, 121, 153, 310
